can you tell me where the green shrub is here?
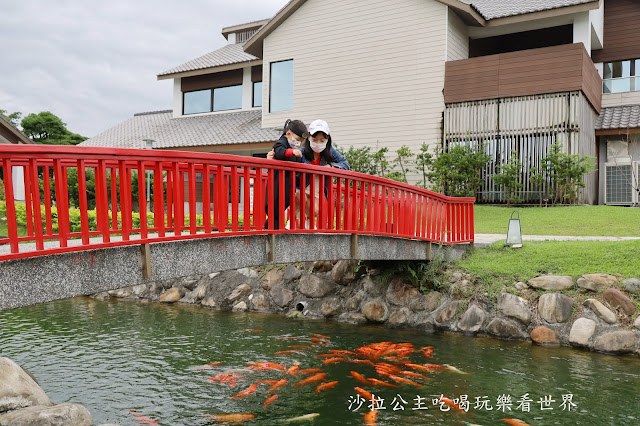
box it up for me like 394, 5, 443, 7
0, 179, 5, 202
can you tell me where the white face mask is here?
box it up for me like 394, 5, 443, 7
289, 138, 302, 149
310, 142, 327, 153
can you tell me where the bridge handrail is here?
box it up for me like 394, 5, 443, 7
0, 145, 474, 260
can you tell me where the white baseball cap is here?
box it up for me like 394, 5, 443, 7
309, 119, 330, 136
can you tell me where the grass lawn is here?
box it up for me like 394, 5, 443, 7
474, 205, 640, 237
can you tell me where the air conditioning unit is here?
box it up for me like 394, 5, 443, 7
604, 161, 638, 205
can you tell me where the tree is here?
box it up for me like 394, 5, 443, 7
492, 150, 523, 207
543, 141, 596, 205
0, 109, 22, 127
415, 143, 433, 189
426, 143, 490, 197
371, 144, 390, 177
391, 145, 414, 183
20, 111, 87, 145
340, 146, 377, 175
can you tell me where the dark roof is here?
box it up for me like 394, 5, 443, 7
0, 114, 33, 144
79, 110, 280, 149
596, 105, 640, 130
158, 44, 258, 78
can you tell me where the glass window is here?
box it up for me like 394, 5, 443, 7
213, 85, 242, 112
253, 82, 263, 107
270, 60, 294, 112
183, 89, 211, 115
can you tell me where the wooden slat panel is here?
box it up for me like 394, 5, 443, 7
251, 65, 263, 82
592, 0, 640, 63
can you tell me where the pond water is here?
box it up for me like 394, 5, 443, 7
1, 298, 639, 425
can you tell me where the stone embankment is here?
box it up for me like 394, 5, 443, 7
96, 262, 640, 357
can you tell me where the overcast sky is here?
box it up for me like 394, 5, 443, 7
0, 0, 285, 138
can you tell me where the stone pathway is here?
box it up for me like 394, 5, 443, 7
474, 234, 640, 248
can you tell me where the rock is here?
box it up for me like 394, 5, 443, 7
622, 278, 640, 295
131, 284, 149, 298
485, 318, 527, 340
313, 260, 334, 272
577, 273, 615, 291
569, 318, 596, 347
635, 316, 640, 330
270, 286, 294, 308
603, 288, 636, 316
181, 276, 200, 291
515, 282, 528, 290
345, 292, 363, 311
362, 299, 389, 323
232, 301, 248, 312
411, 312, 435, 333
251, 293, 271, 312
449, 272, 463, 283
107, 288, 132, 298
530, 326, 560, 345
386, 278, 420, 306
298, 275, 335, 298
92, 292, 110, 301
158, 287, 185, 303
0, 358, 52, 407
593, 330, 639, 354
436, 300, 462, 324
321, 297, 342, 317
498, 293, 531, 324
0, 396, 32, 413
527, 275, 574, 290
260, 268, 283, 291
337, 312, 368, 325
424, 291, 443, 312
362, 277, 381, 296
458, 304, 486, 334
209, 272, 220, 279
227, 284, 252, 303
538, 293, 573, 324
331, 260, 359, 284
201, 297, 218, 308
192, 283, 210, 302
283, 265, 304, 283
583, 299, 617, 324
387, 308, 411, 328
237, 267, 258, 278
0, 403, 93, 425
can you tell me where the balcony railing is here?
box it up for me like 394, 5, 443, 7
603, 76, 640, 94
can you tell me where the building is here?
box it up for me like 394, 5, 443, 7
0, 114, 33, 202
83, 0, 640, 205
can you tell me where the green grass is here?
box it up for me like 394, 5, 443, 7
474, 205, 640, 237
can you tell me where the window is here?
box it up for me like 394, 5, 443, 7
213, 85, 242, 111
183, 89, 211, 115
253, 82, 263, 107
270, 60, 294, 112
603, 59, 639, 94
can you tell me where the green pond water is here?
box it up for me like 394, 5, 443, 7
1, 297, 639, 426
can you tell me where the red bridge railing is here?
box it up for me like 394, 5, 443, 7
0, 146, 474, 261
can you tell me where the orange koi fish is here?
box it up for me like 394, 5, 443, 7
264, 394, 279, 408
317, 354, 338, 358
242, 329, 263, 333
257, 380, 279, 385
288, 345, 312, 349
311, 333, 330, 339
204, 413, 256, 424
440, 395, 465, 412
418, 346, 433, 351
268, 379, 287, 394
350, 371, 371, 385
368, 378, 398, 388
400, 370, 428, 380
295, 373, 327, 387
231, 384, 258, 399
315, 380, 338, 393
502, 419, 531, 426
310, 337, 329, 344
329, 349, 356, 356
195, 361, 224, 371
297, 368, 322, 375
322, 357, 347, 365
355, 387, 374, 401
388, 375, 422, 388
247, 362, 286, 371
363, 409, 378, 425
423, 363, 445, 370
274, 350, 305, 355
129, 409, 159, 424
350, 359, 375, 367
375, 363, 402, 374
207, 373, 231, 383
287, 365, 299, 375
422, 349, 434, 358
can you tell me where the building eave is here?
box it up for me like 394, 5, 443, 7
0, 116, 34, 144
157, 59, 262, 81
435, 0, 486, 26
485, 1, 600, 27
221, 19, 270, 39
243, 0, 308, 58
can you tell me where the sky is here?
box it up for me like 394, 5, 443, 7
0, 0, 286, 138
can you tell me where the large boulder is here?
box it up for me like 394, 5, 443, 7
250, 292, 271, 312
485, 318, 527, 340
528, 275, 574, 290
361, 277, 382, 296
593, 330, 639, 354
232, 301, 248, 312
436, 300, 463, 324
577, 274, 618, 291
362, 299, 390, 323
583, 299, 617, 324
270, 286, 294, 308
386, 278, 420, 306
458, 304, 486, 334
321, 297, 342, 317
337, 312, 368, 325
0, 358, 52, 407
603, 288, 636, 316
331, 260, 359, 284
498, 293, 531, 324
313, 260, 334, 272
283, 265, 304, 283
298, 275, 335, 298
0, 403, 92, 425
635, 316, 640, 330
345, 292, 364, 311
423, 291, 443, 312
260, 268, 283, 290
159, 287, 185, 303
387, 308, 411, 328
569, 318, 596, 347
410, 312, 435, 333
622, 278, 640, 295
538, 293, 573, 324
530, 326, 560, 345
107, 288, 132, 298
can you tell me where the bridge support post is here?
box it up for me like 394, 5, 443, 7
140, 243, 152, 278
267, 235, 276, 262
350, 234, 358, 258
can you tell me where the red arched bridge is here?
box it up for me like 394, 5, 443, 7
0, 145, 474, 310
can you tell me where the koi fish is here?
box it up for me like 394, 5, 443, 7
350, 371, 370, 385
502, 419, 531, 426
288, 345, 313, 349
297, 368, 322, 375
423, 363, 446, 370
268, 378, 287, 394
350, 359, 375, 367
315, 380, 339, 393
207, 373, 231, 383
400, 370, 428, 380
231, 384, 258, 399
247, 362, 286, 371
418, 346, 433, 351
204, 413, 256, 424
422, 349, 434, 358
275, 336, 298, 340
295, 373, 327, 387
287, 365, 299, 375
311, 333, 330, 339
355, 387, 375, 401
329, 349, 356, 356
275, 350, 305, 355
387, 374, 422, 388
257, 380, 279, 385
317, 354, 338, 358
322, 357, 347, 364
368, 378, 398, 388
440, 395, 465, 412
195, 361, 224, 371
264, 394, 278, 408
445, 365, 470, 375
375, 363, 402, 374
282, 413, 320, 422
242, 329, 263, 333
310, 337, 329, 344
363, 409, 377, 425
129, 409, 159, 424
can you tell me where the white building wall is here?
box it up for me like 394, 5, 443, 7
173, 79, 183, 118
261, 0, 448, 158
447, 8, 468, 61
589, 0, 604, 50
573, 11, 591, 53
